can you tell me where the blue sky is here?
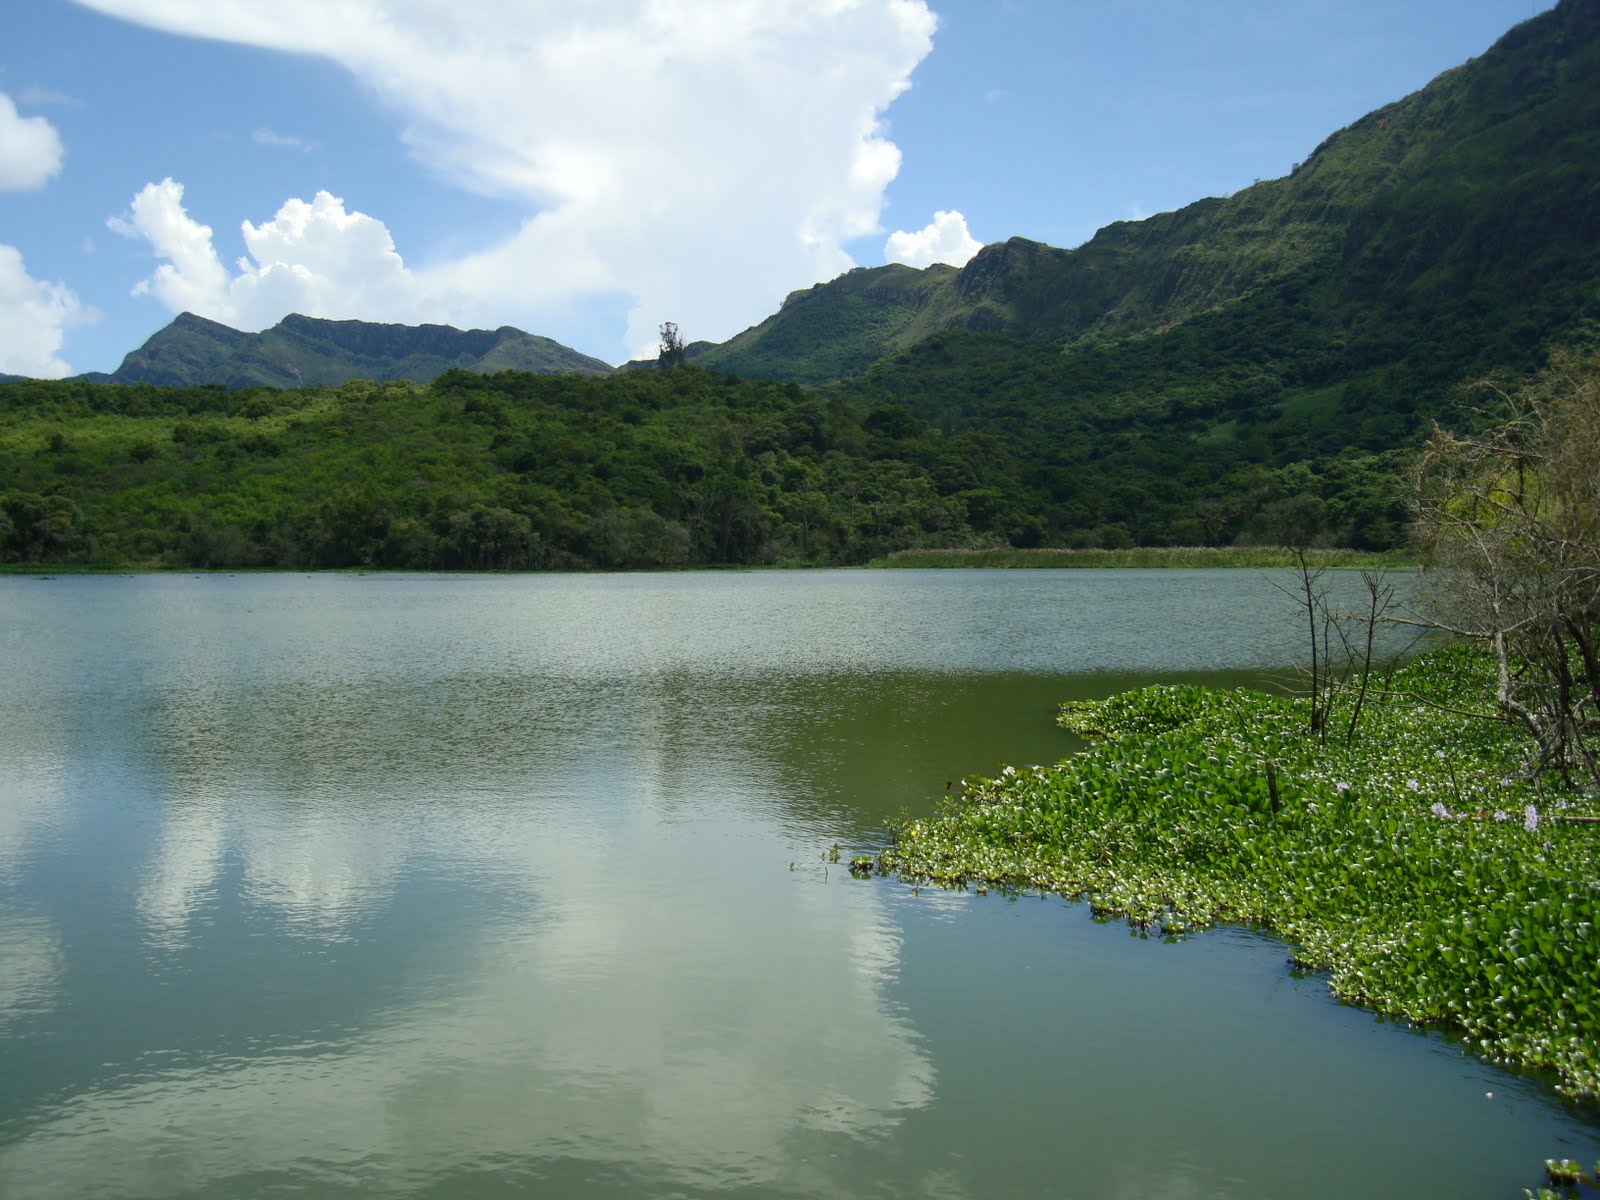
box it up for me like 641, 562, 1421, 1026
0, 0, 1554, 377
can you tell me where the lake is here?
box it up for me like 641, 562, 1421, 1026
1, 569, 1595, 1198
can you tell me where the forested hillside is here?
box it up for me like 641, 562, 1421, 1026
0, 370, 970, 569
699, 0, 1600, 549
0, 363, 1415, 569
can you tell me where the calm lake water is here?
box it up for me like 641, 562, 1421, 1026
1, 569, 1595, 1199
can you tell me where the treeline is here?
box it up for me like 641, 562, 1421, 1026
1, 363, 1413, 570
0, 369, 976, 569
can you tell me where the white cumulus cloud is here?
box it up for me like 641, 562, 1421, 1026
0, 245, 85, 378
74, 0, 938, 358
884, 209, 982, 269
108, 178, 233, 317
236, 191, 418, 322
0, 92, 64, 190
109, 179, 424, 329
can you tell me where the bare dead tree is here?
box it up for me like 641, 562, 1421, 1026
1413, 350, 1600, 784
1275, 554, 1410, 744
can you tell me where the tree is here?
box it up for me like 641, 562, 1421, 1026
1413, 351, 1600, 783
1276, 551, 1405, 744
658, 322, 686, 369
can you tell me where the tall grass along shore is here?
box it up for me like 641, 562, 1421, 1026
870, 546, 1414, 569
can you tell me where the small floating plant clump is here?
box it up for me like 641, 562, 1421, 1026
1524, 1159, 1600, 1200
875, 645, 1600, 1099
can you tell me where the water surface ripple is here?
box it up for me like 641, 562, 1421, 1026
0, 570, 1594, 1199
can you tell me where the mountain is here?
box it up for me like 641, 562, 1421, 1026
700, 0, 1600, 388
102, 313, 614, 388
696, 263, 960, 385
684, 0, 1600, 550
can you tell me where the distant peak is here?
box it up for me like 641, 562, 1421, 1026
171, 311, 241, 333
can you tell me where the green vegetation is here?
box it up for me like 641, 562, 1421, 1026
1525, 1159, 1600, 1200
870, 546, 1412, 569
0, 362, 1434, 570
698, 261, 961, 386
872, 645, 1600, 1098
840, 324, 1422, 549
0, 368, 1008, 569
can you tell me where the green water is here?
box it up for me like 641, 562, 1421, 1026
1, 569, 1594, 1198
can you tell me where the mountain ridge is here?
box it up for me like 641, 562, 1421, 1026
699, 0, 1600, 386
91, 312, 615, 389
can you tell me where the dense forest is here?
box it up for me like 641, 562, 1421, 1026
0, 364, 1413, 570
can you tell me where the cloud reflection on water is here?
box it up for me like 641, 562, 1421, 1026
3, 635, 937, 1196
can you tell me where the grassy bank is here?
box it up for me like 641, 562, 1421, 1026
871, 645, 1600, 1100
869, 546, 1415, 569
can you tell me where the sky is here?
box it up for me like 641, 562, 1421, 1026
0, 0, 1556, 377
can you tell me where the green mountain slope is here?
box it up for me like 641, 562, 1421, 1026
105, 312, 615, 388
692, 0, 1600, 550
703, 0, 1600, 388
696, 263, 959, 385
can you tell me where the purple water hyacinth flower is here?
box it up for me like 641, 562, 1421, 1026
1431, 801, 1453, 819
1525, 804, 1540, 833
1406, 778, 1421, 792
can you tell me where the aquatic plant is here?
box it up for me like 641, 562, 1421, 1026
1523, 1158, 1600, 1200
1545, 1159, 1586, 1186
876, 645, 1600, 1098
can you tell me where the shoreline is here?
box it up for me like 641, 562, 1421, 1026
868, 546, 1415, 570
0, 546, 1416, 575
